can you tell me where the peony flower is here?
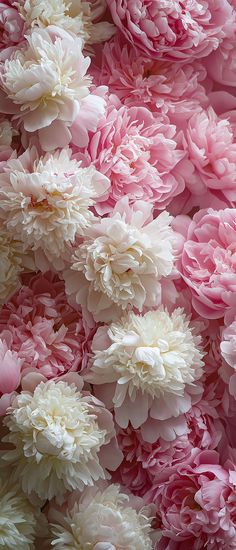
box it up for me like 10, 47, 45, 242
0, 335, 23, 415
2, 377, 119, 501
15, 0, 115, 47
220, 316, 236, 400
147, 450, 236, 549
86, 307, 204, 441
185, 107, 236, 204
0, 229, 34, 306
93, 34, 208, 121
178, 208, 236, 319
78, 103, 191, 213
0, 147, 110, 270
63, 199, 174, 322
0, 475, 40, 550
49, 483, 155, 550
205, 21, 236, 88
0, 27, 107, 150
0, 1, 24, 49
106, 0, 232, 61
0, 271, 95, 380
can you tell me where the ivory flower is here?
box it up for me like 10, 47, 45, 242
15, 0, 115, 46
87, 308, 204, 441
64, 200, 174, 322
49, 484, 155, 550
0, 147, 110, 270
0, 27, 107, 150
2, 378, 117, 501
0, 229, 34, 306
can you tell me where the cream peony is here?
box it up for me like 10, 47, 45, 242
0, 229, 34, 305
49, 484, 155, 550
15, 0, 115, 46
87, 308, 204, 441
0, 147, 110, 270
63, 199, 174, 322
2, 378, 116, 501
0, 476, 39, 549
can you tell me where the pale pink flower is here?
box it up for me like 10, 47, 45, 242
147, 449, 236, 550
106, 0, 232, 61
185, 107, 236, 203
0, 27, 107, 151
0, 147, 110, 270
78, 102, 191, 213
0, 271, 95, 379
93, 34, 208, 121
0, 334, 23, 416
178, 208, 236, 319
85, 307, 204, 442
63, 199, 174, 322
0, 1, 24, 49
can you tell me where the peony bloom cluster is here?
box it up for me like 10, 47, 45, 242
0, 0, 236, 547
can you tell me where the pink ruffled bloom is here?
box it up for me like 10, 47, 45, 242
0, 334, 23, 415
0, 1, 24, 49
0, 271, 95, 380
106, 0, 233, 61
93, 34, 208, 122
148, 450, 236, 550
178, 208, 236, 319
186, 107, 236, 204
78, 102, 191, 213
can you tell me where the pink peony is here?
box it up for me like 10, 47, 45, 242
93, 33, 208, 121
178, 208, 236, 319
0, 271, 95, 379
106, 0, 232, 61
78, 102, 191, 213
148, 450, 236, 549
185, 107, 236, 204
0, 1, 24, 50
0, 334, 23, 415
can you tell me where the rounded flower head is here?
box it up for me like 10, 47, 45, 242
63, 199, 174, 322
49, 484, 155, 550
186, 107, 236, 203
15, 0, 115, 46
80, 103, 190, 213
0, 1, 24, 49
2, 378, 116, 500
0, 147, 109, 270
86, 307, 204, 441
94, 34, 208, 121
107, 0, 232, 61
0, 229, 34, 306
0, 271, 95, 379
0, 476, 40, 550
178, 208, 236, 319
0, 27, 106, 150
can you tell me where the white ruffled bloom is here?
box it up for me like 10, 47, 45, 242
0, 477, 39, 549
64, 200, 174, 322
87, 308, 204, 439
2, 380, 114, 501
1, 27, 92, 133
0, 148, 110, 270
15, 0, 115, 45
50, 484, 154, 550
0, 230, 34, 305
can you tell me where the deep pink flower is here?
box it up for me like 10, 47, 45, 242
106, 0, 233, 61
178, 208, 236, 319
77, 102, 191, 213
0, 271, 95, 379
147, 450, 236, 549
92, 33, 208, 122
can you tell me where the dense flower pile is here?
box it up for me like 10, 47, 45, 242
1, 1, 236, 548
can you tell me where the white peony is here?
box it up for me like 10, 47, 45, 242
49, 484, 154, 550
15, 0, 115, 46
64, 199, 174, 322
0, 229, 34, 306
87, 308, 204, 440
0, 147, 110, 270
2, 379, 115, 501
0, 476, 39, 549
